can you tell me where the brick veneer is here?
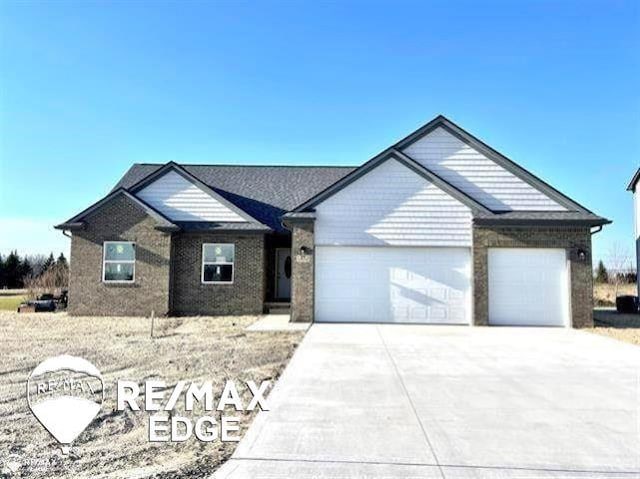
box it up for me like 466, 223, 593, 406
68, 193, 593, 326
290, 222, 314, 322
473, 226, 593, 328
170, 233, 265, 316
69, 194, 172, 317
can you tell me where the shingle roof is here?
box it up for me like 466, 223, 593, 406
108, 115, 611, 231
114, 164, 356, 232
111, 161, 609, 230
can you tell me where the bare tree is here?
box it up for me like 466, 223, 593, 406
24, 262, 69, 300
25, 254, 47, 277
606, 242, 633, 298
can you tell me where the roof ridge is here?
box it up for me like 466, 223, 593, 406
133, 163, 357, 169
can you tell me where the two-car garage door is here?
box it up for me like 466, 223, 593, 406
315, 246, 471, 324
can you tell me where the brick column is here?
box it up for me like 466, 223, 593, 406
472, 235, 489, 326
290, 221, 315, 323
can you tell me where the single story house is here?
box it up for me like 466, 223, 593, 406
56, 115, 610, 327
626, 169, 640, 297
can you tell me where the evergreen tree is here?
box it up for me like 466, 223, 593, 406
594, 260, 609, 284
0, 254, 5, 288
18, 257, 33, 286
4, 251, 21, 289
56, 253, 68, 268
42, 253, 55, 272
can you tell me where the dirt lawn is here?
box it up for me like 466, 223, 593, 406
0, 312, 304, 478
593, 282, 635, 306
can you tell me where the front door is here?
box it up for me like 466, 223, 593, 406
275, 248, 292, 299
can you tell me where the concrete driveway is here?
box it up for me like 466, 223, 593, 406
215, 324, 640, 478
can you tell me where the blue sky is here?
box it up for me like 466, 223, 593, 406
1, 0, 638, 266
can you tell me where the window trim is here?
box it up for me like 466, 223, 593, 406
201, 243, 235, 285
102, 241, 136, 284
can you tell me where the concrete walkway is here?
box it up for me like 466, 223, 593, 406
215, 324, 640, 478
246, 314, 310, 332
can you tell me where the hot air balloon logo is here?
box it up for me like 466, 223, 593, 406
27, 355, 104, 454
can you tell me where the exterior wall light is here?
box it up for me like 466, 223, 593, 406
299, 246, 312, 255
576, 249, 587, 261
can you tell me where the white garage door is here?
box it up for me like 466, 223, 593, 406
488, 248, 570, 327
315, 246, 471, 324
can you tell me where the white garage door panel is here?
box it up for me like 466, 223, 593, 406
488, 248, 569, 327
315, 247, 471, 324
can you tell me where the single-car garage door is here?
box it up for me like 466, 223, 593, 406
315, 246, 471, 324
488, 248, 570, 327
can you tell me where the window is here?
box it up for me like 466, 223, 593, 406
103, 241, 135, 283
202, 244, 234, 283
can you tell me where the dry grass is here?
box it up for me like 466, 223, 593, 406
590, 283, 640, 346
0, 312, 304, 478
591, 308, 640, 346
593, 282, 636, 307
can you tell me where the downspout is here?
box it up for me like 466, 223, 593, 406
62, 230, 72, 238
590, 225, 603, 235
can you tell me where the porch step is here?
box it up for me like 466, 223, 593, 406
264, 302, 291, 314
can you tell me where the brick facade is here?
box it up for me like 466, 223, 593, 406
290, 222, 315, 322
472, 226, 593, 328
170, 233, 265, 316
69, 194, 172, 317
67, 194, 594, 327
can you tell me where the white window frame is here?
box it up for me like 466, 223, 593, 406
201, 243, 235, 284
102, 241, 136, 283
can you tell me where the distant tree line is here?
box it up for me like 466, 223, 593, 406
0, 251, 68, 289
594, 260, 636, 284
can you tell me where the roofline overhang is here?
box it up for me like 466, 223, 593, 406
54, 222, 86, 230
473, 218, 612, 227
55, 188, 179, 232
281, 212, 316, 231
181, 228, 270, 234
282, 212, 316, 220
627, 168, 640, 192
155, 225, 181, 232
